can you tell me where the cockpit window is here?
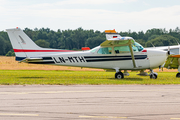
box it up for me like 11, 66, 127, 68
132, 42, 144, 52
98, 47, 112, 54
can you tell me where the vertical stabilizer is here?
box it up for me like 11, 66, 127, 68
6, 28, 41, 50
6, 27, 74, 61
6, 28, 42, 60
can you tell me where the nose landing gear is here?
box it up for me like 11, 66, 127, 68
149, 69, 158, 79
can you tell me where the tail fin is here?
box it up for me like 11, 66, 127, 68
6, 28, 42, 60
6, 28, 74, 61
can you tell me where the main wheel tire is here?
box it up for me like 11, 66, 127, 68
115, 72, 124, 79
176, 73, 180, 77
150, 74, 157, 79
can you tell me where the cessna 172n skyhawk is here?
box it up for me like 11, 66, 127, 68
6, 28, 168, 79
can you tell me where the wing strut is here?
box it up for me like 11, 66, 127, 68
129, 40, 136, 68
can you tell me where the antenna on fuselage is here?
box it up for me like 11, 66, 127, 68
150, 42, 155, 48
175, 39, 179, 45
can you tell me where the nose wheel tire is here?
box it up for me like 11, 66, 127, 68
115, 72, 124, 79
150, 74, 157, 79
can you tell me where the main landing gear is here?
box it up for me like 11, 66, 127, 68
114, 69, 158, 79
114, 70, 129, 79
115, 72, 124, 79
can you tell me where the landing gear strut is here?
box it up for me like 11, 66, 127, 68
149, 69, 158, 79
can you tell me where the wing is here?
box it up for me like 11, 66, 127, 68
101, 30, 135, 46
100, 37, 135, 46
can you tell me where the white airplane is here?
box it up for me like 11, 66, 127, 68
150, 45, 180, 77
6, 28, 168, 79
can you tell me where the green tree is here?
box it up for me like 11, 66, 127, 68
2, 27, 180, 56
5, 50, 15, 56
85, 36, 105, 48
71, 27, 87, 49
147, 35, 160, 41
0, 36, 6, 55
136, 39, 146, 47
145, 35, 179, 47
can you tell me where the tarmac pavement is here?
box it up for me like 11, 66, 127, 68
0, 85, 180, 120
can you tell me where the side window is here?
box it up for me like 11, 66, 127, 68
133, 42, 144, 52
114, 46, 130, 54
98, 47, 112, 54
90, 47, 98, 53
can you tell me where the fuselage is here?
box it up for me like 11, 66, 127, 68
6, 27, 168, 73
24, 45, 167, 71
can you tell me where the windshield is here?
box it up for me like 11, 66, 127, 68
132, 42, 144, 52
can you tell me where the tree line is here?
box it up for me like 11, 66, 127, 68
0, 27, 180, 56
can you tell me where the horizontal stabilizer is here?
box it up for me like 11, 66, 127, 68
19, 58, 43, 63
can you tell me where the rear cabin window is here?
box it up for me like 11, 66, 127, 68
114, 46, 130, 54
90, 47, 99, 53
98, 47, 112, 54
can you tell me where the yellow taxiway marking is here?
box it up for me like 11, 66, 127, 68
79, 116, 127, 119
0, 113, 39, 116
0, 89, 178, 95
171, 118, 180, 119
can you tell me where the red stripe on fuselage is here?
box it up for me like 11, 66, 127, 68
13, 49, 74, 52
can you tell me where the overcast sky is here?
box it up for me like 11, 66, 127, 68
1, 0, 180, 32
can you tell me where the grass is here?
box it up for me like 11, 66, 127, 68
1, 56, 180, 85
0, 70, 180, 85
